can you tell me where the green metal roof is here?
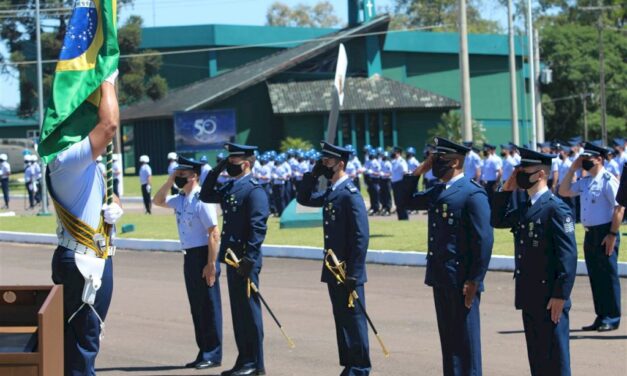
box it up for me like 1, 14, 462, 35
140, 20, 528, 56
267, 76, 459, 114
122, 15, 391, 122
0, 109, 38, 128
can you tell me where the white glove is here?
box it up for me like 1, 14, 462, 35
105, 69, 119, 85
102, 202, 123, 225
146, 185, 152, 194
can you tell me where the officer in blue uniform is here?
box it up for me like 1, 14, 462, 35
618, 162, 627, 207
559, 142, 623, 332
403, 137, 493, 376
200, 143, 269, 376
491, 147, 577, 376
297, 141, 371, 376
153, 156, 223, 370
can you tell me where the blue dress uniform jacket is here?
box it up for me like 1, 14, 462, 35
201, 174, 268, 265
200, 172, 269, 372
491, 191, 577, 310
406, 177, 493, 290
404, 175, 493, 376
491, 190, 577, 376
297, 173, 369, 284
618, 162, 627, 207
297, 173, 371, 376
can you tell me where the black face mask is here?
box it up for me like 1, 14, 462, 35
501, 152, 507, 157
516, 170, 540, 190
582, 159, 595, 171
226, 162, 244, 177
559, 154, 565, 160
432, 157, 453, 179
322, 164, 337, 179
174, 176, 190, 189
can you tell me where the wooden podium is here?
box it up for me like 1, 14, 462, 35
0, 285, 63, 376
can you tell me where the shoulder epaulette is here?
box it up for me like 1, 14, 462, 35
347, 184, 359, 194
470, 180, 483, 189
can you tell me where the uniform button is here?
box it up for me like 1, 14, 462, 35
222, 231, 225, 235
429, 252, 433, 256
325, 221, 329, 225
521, 225, 525, 229
223, 221, 227, 224
325, 235, 329, 239
429, 237, 434, 241
432, 223, 436, 227
518, 255, 522, 259
520, 240, 523, 244
541, 280, 546, 284
516, 270, 521, 274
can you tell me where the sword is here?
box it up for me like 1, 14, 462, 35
225, 249, 296, 349
325, 249, 390, 357
325, 43, 348, 144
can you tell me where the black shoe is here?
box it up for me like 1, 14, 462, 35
581, 322, 601, 331
185, 359, 201, 368
221, 366, 258, 376
256, 369, 266, 376
597, 323, 619, 332
196, 360, 221, 369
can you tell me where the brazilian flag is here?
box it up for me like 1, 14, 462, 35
38, 0, 119, 164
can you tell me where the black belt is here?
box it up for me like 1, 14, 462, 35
584, 222, 611, 232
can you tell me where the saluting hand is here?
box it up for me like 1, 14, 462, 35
571, 156, 583, 171
215, 158, 228, 173
463, 281, 479, 309
502, 169, 519, 192
414, 155, 433, 177
546, 298, 565, 324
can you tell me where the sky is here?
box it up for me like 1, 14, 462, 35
0, 0, 507, 108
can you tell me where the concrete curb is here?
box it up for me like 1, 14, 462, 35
9, 194, 144, 204
1, 231, 625, 277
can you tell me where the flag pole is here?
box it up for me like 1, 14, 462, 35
35, 0, 50, 216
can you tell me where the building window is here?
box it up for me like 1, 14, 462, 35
26, 130, 40, 140
122, 125, 135, 175
341, 115, 351, 146
382, 112, 393, 148
368, 113, 379, 147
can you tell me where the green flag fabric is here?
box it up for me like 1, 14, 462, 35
38, 0, 119, 164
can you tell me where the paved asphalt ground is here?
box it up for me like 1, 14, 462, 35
1, 242, 626, 376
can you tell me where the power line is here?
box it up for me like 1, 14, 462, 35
0, 24, 450, 67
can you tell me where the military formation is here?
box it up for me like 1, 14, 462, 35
116, 137, 624, 375
8, 75, 626, 375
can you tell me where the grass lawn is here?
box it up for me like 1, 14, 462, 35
1, 213, 625, 261
6, 173, 170, 197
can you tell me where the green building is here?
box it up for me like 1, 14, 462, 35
121, 13, 533, 174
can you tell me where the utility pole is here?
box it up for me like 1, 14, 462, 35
152, 0, 156, 26
507, 0, 519, 145
534, 29, 544, 143
581, 93, 589, 141
526, 0, 537, 150
581, 2, 615, 145
459, 0, 472, 142
597, 0, 607, 145
35, 0, 50, 216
